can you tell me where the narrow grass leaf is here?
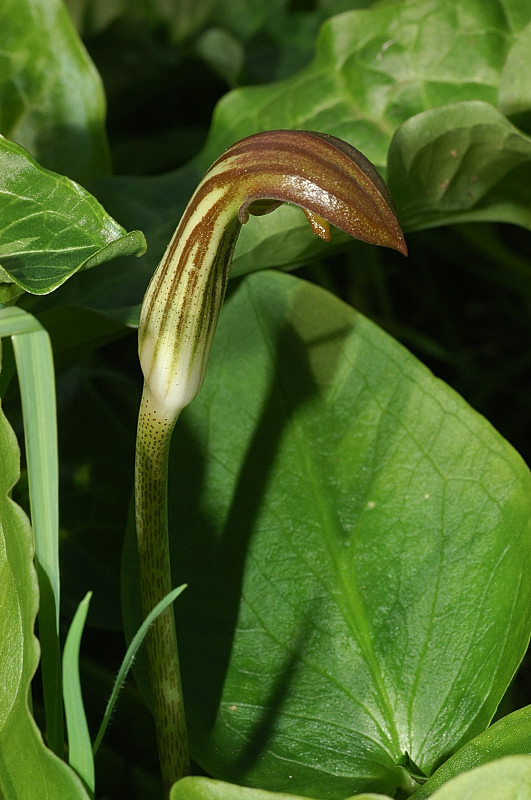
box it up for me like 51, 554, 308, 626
0, 305, 63, 755
92, 583, 187, 756
63, 591, 94, 796
0, 335, 90, 799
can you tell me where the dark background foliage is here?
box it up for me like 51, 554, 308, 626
2, 0, 530, 797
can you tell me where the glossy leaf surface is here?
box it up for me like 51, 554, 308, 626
0, 136, 146, 300
165, 270, 531, 797
194, 0, 528, 175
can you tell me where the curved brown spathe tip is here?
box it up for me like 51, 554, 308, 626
220, 129, 408, 256
139, 129, 407, 420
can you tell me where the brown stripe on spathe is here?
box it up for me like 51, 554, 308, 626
165, 193, 234, 307
147, 192, 238, 372
199, 131, 406, 253
139, 128, 407, 413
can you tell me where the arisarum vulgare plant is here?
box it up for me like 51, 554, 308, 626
135, 129, 407, 795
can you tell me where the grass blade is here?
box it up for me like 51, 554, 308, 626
63, 591, 94, 796
0, 304, 63, 755
93, 584, 187, 756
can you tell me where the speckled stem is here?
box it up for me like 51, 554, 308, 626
134, 130, 407, 795
134, 386, 190, 795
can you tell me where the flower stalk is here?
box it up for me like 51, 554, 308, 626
134, 129, 407, 795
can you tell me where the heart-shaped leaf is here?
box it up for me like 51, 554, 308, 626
195, 0, 526, 175
165, 270, 531, 797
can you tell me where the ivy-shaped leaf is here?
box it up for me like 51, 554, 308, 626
162, 270, 531, 797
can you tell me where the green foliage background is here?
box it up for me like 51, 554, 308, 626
0, 0, 530, 798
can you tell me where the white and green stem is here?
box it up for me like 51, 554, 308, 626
134, 129, 407, 795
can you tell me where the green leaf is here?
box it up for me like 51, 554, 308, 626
170, 775, 392, 800
499, 20, 531, 126
0, 0, 110, 182
0, 306, 63, 755
0, 348, 89, 798
424, 755, 531, 800
196, 0, 526, 175
387, 101, 531, 232
63, 592, 94, 795
411, 706, 531, 798
0, 135, 146, 299
165, 270, 531, 797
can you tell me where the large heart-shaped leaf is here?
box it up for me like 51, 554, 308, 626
165, 270, 531, 797
0, 0, 109, 182
195, 0, 526, 174
0, 136, 146, 300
